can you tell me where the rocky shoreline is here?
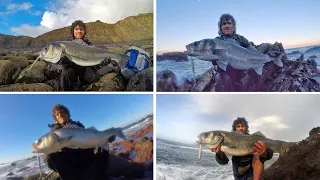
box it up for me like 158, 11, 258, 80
263, 127, 320, 180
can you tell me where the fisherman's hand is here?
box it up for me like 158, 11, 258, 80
99, 57, 111, 66
211, 144, 222, 154
253, 141, 267, 157
108, 135, 116, 143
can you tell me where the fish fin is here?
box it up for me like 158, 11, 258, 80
112, 128, 127, 140
87, 126, 98, 131
217, 60, 228, 71
252, 131, 266, 137
57, 135, 73, 144
212, 49, 228, 57
252, 65, 264, 75
102, 127, 126, 140
272, 52, 284, 67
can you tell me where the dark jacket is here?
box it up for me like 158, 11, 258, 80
215, 34, 251, 49
215, 141, 273, 179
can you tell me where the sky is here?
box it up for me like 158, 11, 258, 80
157, 0, 320, 53
0, 94, 153, 163
0, 0, 153, 37
157, 94, 320, 145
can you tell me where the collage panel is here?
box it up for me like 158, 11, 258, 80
156, 0, 320, 92
156, 94, 320, 180
0, 94, 154, 179
0, 0, 153, 92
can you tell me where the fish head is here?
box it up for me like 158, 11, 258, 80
185, 39, 216, 57
197, 131, 224, 148
32, 133, 60, 154
39, 42, 63, 63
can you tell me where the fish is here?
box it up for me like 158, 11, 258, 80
38, 41, 130, 69
197, 130, 295, 159
185, 38, 284, 75
32, 126, 126, 154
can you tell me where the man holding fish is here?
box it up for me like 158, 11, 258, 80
185, 14, 284, 92
210, 118, 274, 180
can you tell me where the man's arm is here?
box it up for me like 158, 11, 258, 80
252, 155, 263, 180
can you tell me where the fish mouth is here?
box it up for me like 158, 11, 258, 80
32, 144, 39, 153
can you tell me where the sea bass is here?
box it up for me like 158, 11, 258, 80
197, 130, 295, 159
37, 41, 130, 69
32, 127, 126, 154
185, 38, 284, 75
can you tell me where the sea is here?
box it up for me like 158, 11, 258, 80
156, 138, 279, 180
157, 45, 320, 86
0, 117, 153, 179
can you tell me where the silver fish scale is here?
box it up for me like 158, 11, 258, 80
213, 39, 272, 67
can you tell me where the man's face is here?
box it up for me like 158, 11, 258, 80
235, 123, 247, 133
221, 20, 234, 36
55, 110, 69, 124
73, 25, 85, 39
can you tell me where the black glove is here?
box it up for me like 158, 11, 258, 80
108, 135, 116, 143
99, 57, 111, 66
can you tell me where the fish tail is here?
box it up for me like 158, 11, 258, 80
272, 52, 284, 67
105, 128, 126, 140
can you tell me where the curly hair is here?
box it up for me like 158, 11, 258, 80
218, 13, 236, 36
232, 117, 249, 134
70, 20, 87, 38
52, 104, 71, 122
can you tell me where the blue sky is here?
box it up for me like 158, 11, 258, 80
157, 94, 320, 145
0, 94, 153, 163
0, 0, 153, 37
157, 0, 320, 52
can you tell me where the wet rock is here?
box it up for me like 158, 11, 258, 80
7, 56, 29, 69
156, 70, 179, 92
263, 132, 320, 180
157, 52, 188, 61
296, 54, 304, 61
180, 67, 217, 92
130, 123, 153, 139
0, 83, 53, 91
0, 60, 18, 85
126, 67, 153, 91
309, 126, 320, 137
133, 138, 153, 163
16, 61, 47, 83
86, 73, 126, 91
44, 63, 63, 80
159, 59, 320, 92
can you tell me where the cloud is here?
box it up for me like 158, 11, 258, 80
28, 10, 42, 16
0, 2, 35, 16
10, 24, 50, 37
10, 0, 153, 37
7, 2, 33, 11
